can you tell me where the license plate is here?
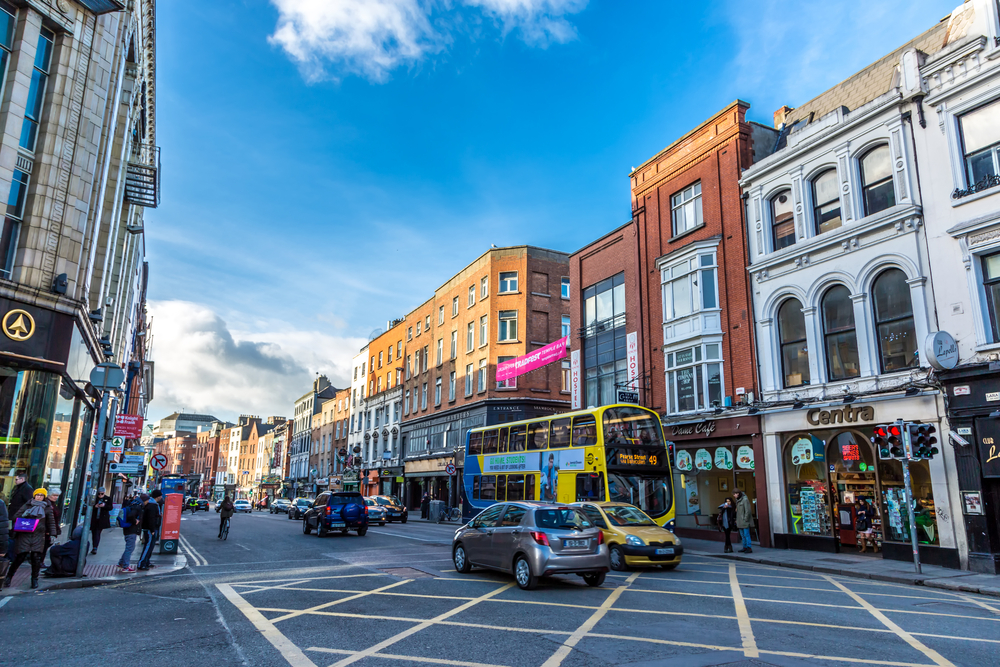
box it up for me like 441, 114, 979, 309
655, 548, 674, 555
329, 522, 346, 528
564, 539, 588, 548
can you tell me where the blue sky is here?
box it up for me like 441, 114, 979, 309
146, 0, 956, 422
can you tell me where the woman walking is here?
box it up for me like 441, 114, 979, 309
717, 497, 737, 553
4, 488, 56, 589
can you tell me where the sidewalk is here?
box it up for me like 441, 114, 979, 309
2, 527, 186, 595
681, 536, 1000, 598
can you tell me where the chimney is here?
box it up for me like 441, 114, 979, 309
774, 105, 794, 128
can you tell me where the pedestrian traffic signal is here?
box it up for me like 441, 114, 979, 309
872, 425, 892, 460
907, 423, 938, 459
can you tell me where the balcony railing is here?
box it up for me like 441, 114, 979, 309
125, 144, 160, 208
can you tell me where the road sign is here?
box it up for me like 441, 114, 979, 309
445, 463, 456, 476
114, 414, 144, 439
150, 453, 168, 471
109, 461, 141, 473
89, 362, 124, 390
617, 390, 639, 404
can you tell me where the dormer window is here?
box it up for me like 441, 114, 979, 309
812, 170, 841, 235
771, 190, 795, 250
860, 145, 895, 216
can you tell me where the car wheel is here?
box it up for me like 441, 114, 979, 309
609, 545, 628, 571
302, 518, 312, 535
380, 521, 385, 526
357, 526, 368, 536
659, 562, 679, 571
582, 572, 606, 587
341, 528, 349, 535
453, 544, 471, 573
401, 517, 407, 524
318, 522, 328, 538
514, 556, 537, 590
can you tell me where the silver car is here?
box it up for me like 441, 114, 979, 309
452, 501, 609, 590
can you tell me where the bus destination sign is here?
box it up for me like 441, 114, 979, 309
614, 449, 666, 467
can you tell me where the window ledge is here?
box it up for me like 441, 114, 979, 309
951, 185, 1000, 208
498, 290, 521, 296
495, 387, 517, 392
531, 292, 551, 298
668, 223, 707, 244
497, 340, 521, 345
974, 342, 1000, 353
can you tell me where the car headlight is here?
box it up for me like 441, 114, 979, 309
625, 535, 645, 547
671, 534, 682, 546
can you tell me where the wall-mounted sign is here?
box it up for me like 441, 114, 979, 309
570, 349, 581, 410
977, 417, 1000, 478
806, 405, 874, 426
736, 445, 754, 470
713, 447, 733, 471
626, 331, 639, 391
675, 450, 693, 472
617, 391, 639, 404
113, 414, 144, 439
924, 331, 959, 371
953, 385, 970, 396
671, 421, 717, 437
962, 491, 984, 515
694, 448, 712, 471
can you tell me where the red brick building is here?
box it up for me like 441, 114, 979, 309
569, 101, 778, 545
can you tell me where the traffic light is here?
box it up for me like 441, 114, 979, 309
908, 423, 938, 459
888, 423, 905, 458
872, 425, 892, 460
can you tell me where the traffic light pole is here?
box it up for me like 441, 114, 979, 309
900, 427, 922, 575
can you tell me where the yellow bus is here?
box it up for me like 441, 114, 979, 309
462, 404, 676, 528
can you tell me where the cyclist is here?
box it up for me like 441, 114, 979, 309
218, 495, 234, 539
186, 496, 199, 514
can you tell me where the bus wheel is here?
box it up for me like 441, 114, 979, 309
609, 545, 628, 571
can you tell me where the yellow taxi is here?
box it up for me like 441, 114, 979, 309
572, 502, 683, 571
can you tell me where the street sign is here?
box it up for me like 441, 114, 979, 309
617, 390, 639, 404
445, 463, 456, 476
106, 437, 123, 455
113, 414, 144, 438
150, 453, 168, 471
109, 461, 141, 473
89, 362, 124, 390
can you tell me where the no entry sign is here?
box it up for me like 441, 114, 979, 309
150, 453, 168, 471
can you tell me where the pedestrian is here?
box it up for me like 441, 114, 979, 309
420, 491, 429, 519
43, 526, 83, 578
734, 489, 753, 554
218, 495, 234, 538
4, 488, 56, 589
7, 472, 32, 558
716, 497, 737, 553
90, 486, 112, 555
137, 490, 162, 571
118, 493, 143, 572
44, 489, 62, 557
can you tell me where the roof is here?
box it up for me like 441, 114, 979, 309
782, 19, 950, 127
163, 412, 219, 422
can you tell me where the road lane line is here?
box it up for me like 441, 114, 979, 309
308, 647, 509, 667
956, 592, 1000, 615
270, 579, 412, 623
178, 534, 207, 566
0, 596, 12, 609
822, 575, 955, 667
216, 583, 319, 667
234, 572, 387, 586
366, 529, 450, 542
728, 563, 759, 658
327, 583, 514, 667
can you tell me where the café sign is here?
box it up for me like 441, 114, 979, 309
671, 421, 717, 437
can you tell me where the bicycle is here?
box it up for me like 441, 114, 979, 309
219, 516, 230, 540
439, 506, 462, 522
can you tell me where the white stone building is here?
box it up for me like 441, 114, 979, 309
345, 345, 369, 492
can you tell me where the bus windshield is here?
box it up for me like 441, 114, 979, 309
602, 406, 663, 448
607, 473, 672, 518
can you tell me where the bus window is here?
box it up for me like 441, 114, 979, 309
525, 473, 536, 500
472, 476, 480, 500
576, 473, 606, 502
510, 425, 527, 451
507, 474, 524, 501
469, 431, 483, 456
484, 429, 499, 454
498, 427, 509, 453
572, 415, 597, 447
527, 421, 549, 450
496, 475, 507, 502
481, 475, 496, 501
550, 418, 571, 449
603, 406, 662, 447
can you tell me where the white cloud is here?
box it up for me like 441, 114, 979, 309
268, 0, 588, 82
147, 300, 365, 422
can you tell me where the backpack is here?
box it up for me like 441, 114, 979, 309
118, 500, 141, 528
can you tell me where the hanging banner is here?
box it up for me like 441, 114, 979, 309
496, 337, 569, 382
626, 331, 639, 391
570, 349, 581, 410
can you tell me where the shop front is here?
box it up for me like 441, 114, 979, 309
341, 469, 360, 492
381, 466, 404, 498
404, 456, 455, 510
666, 415, 768, 546
763, 396, 959, 568
361, 470, 380, 496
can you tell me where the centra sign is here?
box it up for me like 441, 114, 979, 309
806, 405, 874, 426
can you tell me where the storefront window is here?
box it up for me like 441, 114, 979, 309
672, 444, 755, 532
0, 369, 61, 499
877, 458, 939, 546
783, 434, 832, 536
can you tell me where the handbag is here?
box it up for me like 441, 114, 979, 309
13, 517, 39, 532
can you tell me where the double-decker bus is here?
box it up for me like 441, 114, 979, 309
461, 404, 675, 528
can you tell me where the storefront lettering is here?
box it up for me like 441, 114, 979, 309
671, 421, 717, 437
806, 405, 875, 426
986, 442, 999, 466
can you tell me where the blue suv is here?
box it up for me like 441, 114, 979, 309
302, 491, 369, 537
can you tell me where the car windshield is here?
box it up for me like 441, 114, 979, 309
604, 505, 656, 526
374, 497, 392, 506
607, 473, 672, 518
365, 498, 375, 506
295, 499, 310, 506
534, 508, 593, 530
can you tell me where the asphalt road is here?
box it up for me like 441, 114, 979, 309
2, 509, 999, 667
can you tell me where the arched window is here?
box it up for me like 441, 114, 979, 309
872, 269, 917, 372
860, 146, 895, 216
822, 285, 860, 380
812, 169, 841, 235
778, 298, 810, 387
771, 189, 795, 250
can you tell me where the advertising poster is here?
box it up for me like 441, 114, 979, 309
685, 481, 701, 515
675, 450, 693, 472
483, 453, 539, 474
791, 438, 814, 465
713, 447, 733, 471
496, 336, 568, 382
694, 448, 712, 471
161, 493, 183, 541
736, 445, 755, 470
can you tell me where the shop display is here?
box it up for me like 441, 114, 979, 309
694, 448, 712, 471
791, 438, 814, 465
789, 482, 830, 535
714, 447, 733, 471
675, 450, 693, 472
737, 445, 754, 469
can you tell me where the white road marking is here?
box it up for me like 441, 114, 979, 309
217, 583, 319, 667
0, 596, 12, 609
366, 529, 450, 542
728, 562, 759, 658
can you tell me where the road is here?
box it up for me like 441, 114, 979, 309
2, 509, 999, 667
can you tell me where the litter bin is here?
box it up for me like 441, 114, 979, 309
429, 500, 445, 522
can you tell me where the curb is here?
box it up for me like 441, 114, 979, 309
1, 555, 187, 596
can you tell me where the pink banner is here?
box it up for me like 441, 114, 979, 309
496, 337, 569, 382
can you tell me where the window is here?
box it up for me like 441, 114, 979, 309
665, 344, 723, 413
822, 285, 860, 380
423, 345, 429, 372
452, 297, 459, 317
481, 276, 489, 298
467, 322, 474, 352
468, 286, 475, 307
378, 351, 383, 368
439, 306, 444, 324
435, 377, 442, 405
406, 354, 412, 379
421, 383, 427, 409
583, 273, 627, 407
479, 315, 488, 346
662, 251, 717, 321
425, 315, 430, 329
496, 356, 515, 389
527, 421, 548, 450
478, 359, 487, 391
449, 371, 456, 401
550, 418, 571, 449
561, 315, 571, 338
397, 341, 401, 358
451, 330, 458, 359
412, 387, 419, 413
812, 170, 841, 235
416, 321, 421, 336
407, 326, 412, 340
771, 189, 795, 250
561, 360, 571, 392
6, 169, 28, 220
404, 391, 409, 416
671, 181, 702, 235
465, 363, 474, 395
778, 299, 810, 388
872, 269, 917, 372
377, 376, 382, 392
561, 277, 570, 299
498, 310, 518, 341
572, 415, 597, 446
860, 145, 895, 216
576, 473, 606, 502
387, 346, 392, 363
20, 28, 54, 152
436, 338, 443, 366
959, 100, 1000, 187
499, 271, 518, 293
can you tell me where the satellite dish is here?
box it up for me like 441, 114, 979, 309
368, 328, 383, 341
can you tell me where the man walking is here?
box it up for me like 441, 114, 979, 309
7, 472, 32, 558
735, 490, 753, 554
118, 494, 143, 573
137, 490, 162, 570
90, 487, 112, 555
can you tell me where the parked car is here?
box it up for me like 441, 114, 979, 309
287, 497, 313, 520
572, 502, 683, 571
269, 498, 292, 514
370, 495, 408, 523
452, 501, 608, 590
365, 498, 387, 526
302, 491, 369, 537
233, 499, 253, 514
